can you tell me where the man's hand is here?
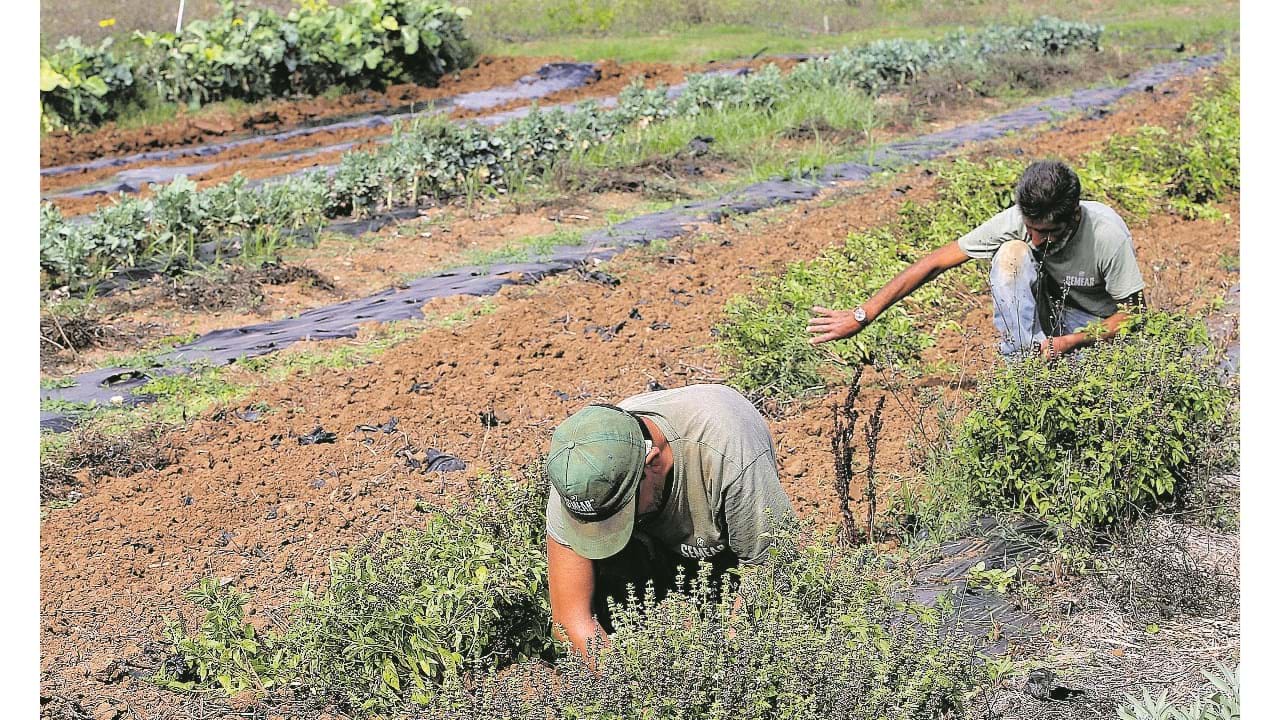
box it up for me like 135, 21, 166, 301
807, 306, 863, 345
1040, 335, 1079, 361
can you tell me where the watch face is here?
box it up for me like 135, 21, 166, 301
854, 307, 867, 322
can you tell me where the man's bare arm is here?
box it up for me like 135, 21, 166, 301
808, 241, 971, 345
547, 537, 608, 665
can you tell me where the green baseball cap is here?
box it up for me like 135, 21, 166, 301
545, 404, 647, 560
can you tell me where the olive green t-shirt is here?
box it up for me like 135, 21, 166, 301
957, 201, 1146, 318
546, 384, 795, 566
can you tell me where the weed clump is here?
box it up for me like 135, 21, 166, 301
39, 421, 177, 501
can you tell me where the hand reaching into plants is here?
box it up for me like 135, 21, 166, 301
807, 305, 865, 345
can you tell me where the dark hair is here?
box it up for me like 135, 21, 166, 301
1015, 160, 1081, 224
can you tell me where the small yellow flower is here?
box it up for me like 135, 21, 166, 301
232, 17, 244, 26
98, 18, 116, 28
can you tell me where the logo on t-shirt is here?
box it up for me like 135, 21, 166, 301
1062, 271, 1097, 288
681, 536, 725, 559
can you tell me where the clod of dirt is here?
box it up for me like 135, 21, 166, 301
166, 262, 336, 312
297, 427, 337, 445
685, 135, 714, 156
1023, 668, 1085, 701
259, 262, 337, 291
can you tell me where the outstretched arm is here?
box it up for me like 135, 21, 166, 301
808, 241, 971, 345
547, 537, 608, 666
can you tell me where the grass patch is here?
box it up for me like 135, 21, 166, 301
572, 84, 880, 181
467, 0, 1237, 63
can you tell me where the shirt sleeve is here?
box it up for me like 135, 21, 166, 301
545, 490, 571, 546
957, 206, 1024, 260
1100, 235, 1146, 301
723, 449, 796, 565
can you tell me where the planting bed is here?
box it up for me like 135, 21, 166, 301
43, 56, 779, 216
38, 54, 1220, 430
39, 43, 1239, 717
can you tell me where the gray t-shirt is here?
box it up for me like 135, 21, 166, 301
547, 384, 795, 565
958, 201, 1146, 318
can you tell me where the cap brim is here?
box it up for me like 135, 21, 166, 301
548, 487, 637, 560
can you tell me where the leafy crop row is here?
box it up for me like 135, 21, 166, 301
40, 0, 476, 131
159, 475, 980, 716
716, 64, 1240, 400
41, 17, 1101, 290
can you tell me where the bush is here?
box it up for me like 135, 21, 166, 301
40, 37, 138, 131
157, 474, 551, 713
433, 529, 982, 720
948, 313, 1234, 529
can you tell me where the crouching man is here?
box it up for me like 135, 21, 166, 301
544, 383, 796, 662
807, 159, 1146, 359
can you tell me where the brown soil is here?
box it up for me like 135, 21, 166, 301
38, 66, 1238, 718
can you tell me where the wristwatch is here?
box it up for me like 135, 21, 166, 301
853, 306, 868, 324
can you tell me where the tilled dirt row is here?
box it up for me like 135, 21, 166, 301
38, 69, 1238, 719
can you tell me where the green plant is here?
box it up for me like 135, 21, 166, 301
433, 526, 982, 719
965, 561, 1017, 594
1116, 664, 1239, 720
41, 0, 476, 131
159, 473, 551, 712
949, 312, 1234, 529
716, 158, 1010, 399
44, 17, 1103, 291
155, 579, 290, 694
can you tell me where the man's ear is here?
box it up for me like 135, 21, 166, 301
644, 446, 660, 466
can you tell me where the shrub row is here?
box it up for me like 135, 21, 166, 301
715, 64, 1240, 400
40, 0, 476, 131
159, 475, 981, 715
40, 17, 1101, 291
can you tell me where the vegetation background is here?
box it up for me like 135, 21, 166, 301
45, 0, 1238, 61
